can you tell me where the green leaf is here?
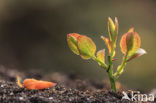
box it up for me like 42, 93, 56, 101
114, 17, 118, 43
108, 17, 115, 41
77, 35, 96, 59
120, 31, 141, 56
127, 48, 146, 62
108, 17, 118, 43
67, 33, 80, 55
96, 49, 105, 65
101, 36, 115, 57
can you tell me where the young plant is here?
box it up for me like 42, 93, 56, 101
67, 17, 146, 92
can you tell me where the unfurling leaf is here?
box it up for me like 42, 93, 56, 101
108, 17, 115, 41
114, 17, 118, 43
67, 33, 80, 55
101, 36, 115, 57
108, 17, 118, 43
127, 48, 146, 62
128, 27, 134, 32
77, 35, 96, 59
120, 31, 141, 56
96, 49, 105, 65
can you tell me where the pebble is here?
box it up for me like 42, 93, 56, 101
49, 97, 53, 100
19, 97, 24, 100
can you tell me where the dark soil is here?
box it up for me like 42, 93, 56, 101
0, 67, 155, 103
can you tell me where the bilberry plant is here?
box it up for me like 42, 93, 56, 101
67, 17, 146, 92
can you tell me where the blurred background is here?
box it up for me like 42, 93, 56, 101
0, 0, 155, 90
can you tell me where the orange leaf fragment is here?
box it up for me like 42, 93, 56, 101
17, 76, 56, 90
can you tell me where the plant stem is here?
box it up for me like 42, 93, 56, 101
92, 56, 108, 70
107, 56, 117, 92
108, 75, 117, 92
114, 55, 127, 78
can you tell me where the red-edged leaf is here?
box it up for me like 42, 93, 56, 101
120, 31, 141, 56
77, 35, 96, 59
101, 36, 115, 56
96, 49, 105, 64
67, 33, 80, 55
